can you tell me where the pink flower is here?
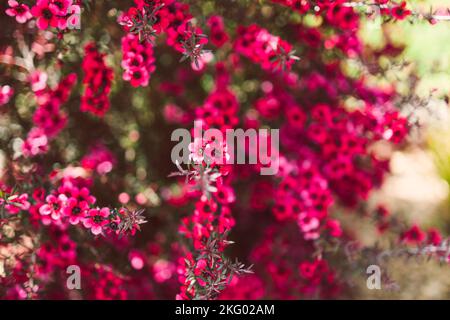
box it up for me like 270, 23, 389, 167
31, 0, 60, 30
121, 34, 155, 87
22, 127, 49, 157
299, 261, 317, 279
49, 0, 72, 16
123, 67, 150, 87
63, 197, 89, 225
194, 198, 218, 217
83, 207, 110, 235
427, 228, 442, 246
391, 1, 411, 20
0, 85, 14, 105
298, 212, 320, 233
215, 185, 235, 204
58, 184, 96, 205
118, 192, 130, 204
28, 70, 48, 92
401, 224, 426, 244
326, 219, 343, 238
80, 43, 114, 117
39, 194, 67, 220
32, 101, 68, 138
286, 106, 306, 129
235, 24, 297, 72
207, 16, 229, 48
6, 0, 32, 24
121, 51, 144, 70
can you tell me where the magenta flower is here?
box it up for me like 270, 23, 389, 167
28, 70, 48, 92
39, 194, 67, 220
5, 0, 32, 24
121, 34, 155, 88
63, 197, 89, 225
297, 212, 320, 233
123, 67, 150, 88
80, 43, 114, 117
49, 0, 72, 15
31, 0, 60, 30
83, 207, 110, 235
22, 127, 49, 157
214, 185, 235, 205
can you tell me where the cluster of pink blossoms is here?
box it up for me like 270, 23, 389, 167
31, 0, 74, 29
80, 43, 114, 117
119, 0, 192, 39
174, 65, 244, 300
164, 8, 408, 297
215, 4, 417, 298
194, 64, 239, 131
207, 15, 229, 48
120, 0, 209, 71
176, 147, 237, 299
7, 0, 76, 28
273, 160, 338, 240
2, 175, 145, 237
260, 65, 408, 243
249, 226, 340, 299
176, 183, 237, 300
235, 24, 298, 72
2, 0, 449, 301
6, 0, 82, 30
121, 34, 156, 87
23, 73, 77, 157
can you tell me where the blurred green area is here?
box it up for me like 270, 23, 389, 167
355, 1, 450, 299
360, 0, 450, 96
406, 0, 450, 202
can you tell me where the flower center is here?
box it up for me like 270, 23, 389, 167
93, 215, 104, 224
43, 9, 53, 19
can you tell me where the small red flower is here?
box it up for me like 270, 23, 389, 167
83, 207, 110, 235
63, 197, 89, 225
6, 0, 32, 24
401, 224, 426, 244
391, 1, 411, 20
31, 0, 60, 30
39, 194, 67, 220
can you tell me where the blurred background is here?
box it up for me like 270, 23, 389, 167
352, 0, 450, 298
